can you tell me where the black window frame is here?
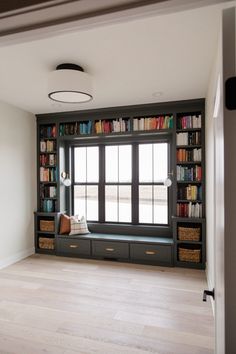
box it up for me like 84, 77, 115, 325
70, 135, 172, 234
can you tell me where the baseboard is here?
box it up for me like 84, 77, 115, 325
205, 262, 215, 316
0, 247, 35, 270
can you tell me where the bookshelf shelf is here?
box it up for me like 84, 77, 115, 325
34, 212, 60, 254
176, 240, 202, 245
174, 109, 205, 269
176, 128, 201, 132
177, 199, 202, 203
176, 145, 201, 148
177, 161, 201, 165
37, 231, 56, 235
38, 123, 58, 214
177, 181, 202, 184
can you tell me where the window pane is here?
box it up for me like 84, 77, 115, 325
105, 186, 118, 222
87, 146, 99, 182
139, 185, 153, 223
106, 146, 118, 182
74, 147, 86, 182
87, 186, 98, 221
74, 185, 86, 217
154, 143, 168, 182
119, 145, 132, 182
154, 186, 168, 224
139, 144, 152, 182
119, 186, 131, 222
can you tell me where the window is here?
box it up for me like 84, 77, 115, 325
105, 145, 132, 222
73, 141, 169, 225
139, 143, 168, 224
74, 146, 99, 221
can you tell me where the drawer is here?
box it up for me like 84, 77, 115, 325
57, 238, 91, 256
130, 243, 173, 265
92, 240, 129, 259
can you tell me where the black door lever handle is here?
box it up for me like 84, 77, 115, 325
203, 289, 215, 302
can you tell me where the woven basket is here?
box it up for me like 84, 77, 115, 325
178, 246, 201, 263
39, 237, 55, 250
39, 220, 55, 232
178, 227, 200, 241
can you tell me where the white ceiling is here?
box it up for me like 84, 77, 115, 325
0, 2, 233, 114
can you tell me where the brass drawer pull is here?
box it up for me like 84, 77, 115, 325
145, 250, 156, 255
106, 248, 115, 252
70, 245, 78, 248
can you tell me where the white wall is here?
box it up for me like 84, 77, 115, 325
205, 30, 222, 309
0, 101, 36, 268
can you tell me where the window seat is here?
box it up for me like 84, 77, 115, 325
56, 233, 174, 266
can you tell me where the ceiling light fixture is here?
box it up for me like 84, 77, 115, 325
48, 63, 93, 103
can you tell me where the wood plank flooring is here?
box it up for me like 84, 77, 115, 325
0, 255, 214, 354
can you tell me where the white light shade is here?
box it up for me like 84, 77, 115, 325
164, 177, 172, 187
48, 68, 93, 103
63, 178, 72, 187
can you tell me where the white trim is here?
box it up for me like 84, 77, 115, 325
0, 248, 35, 270
205, 262, 215, 316
0, 0, 231, 46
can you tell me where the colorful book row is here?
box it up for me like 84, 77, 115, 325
177, 202, 202, 218
59, 121, 92, 136
40, 199, 56, 213
94, 118, 131, 134
40, 167, 57, 182
40, 140, 56, 152
39, 125, 56, 139
177, 114, 201, 129
177, 185, 202, 201
176, 132, 201, 146
39, 185, 57, 199
133, 115, 173, 131
177, 148, 202, 162
176, 165, 202, 182
40, 154, 56, 167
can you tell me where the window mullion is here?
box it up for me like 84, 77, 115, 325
152, 144, 154, 224
99, 145, 105, 222
71, 146, 75, 216
132, 143, 139, 224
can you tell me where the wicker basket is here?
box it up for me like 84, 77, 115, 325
178, 246, 201, 263
178, 227, 200, 241
39, 220, 55, 232
39, 237, 55, 250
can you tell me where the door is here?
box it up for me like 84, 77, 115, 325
214, 7, 236, 354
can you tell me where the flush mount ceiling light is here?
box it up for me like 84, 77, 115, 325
48, 63, 93, 103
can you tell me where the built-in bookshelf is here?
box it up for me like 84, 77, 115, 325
58, 114, 173, 137
174, 111, 205, 269
38, 123, 58, 213
34, 212, 60, 255
35, 100, 206, 269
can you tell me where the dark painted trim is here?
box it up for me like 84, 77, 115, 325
37, 99, 205, 123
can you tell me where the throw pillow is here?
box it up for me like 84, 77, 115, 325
69, 216, 90, 235
59, 214, 71, 234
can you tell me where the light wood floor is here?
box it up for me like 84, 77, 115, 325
0, 255, 214, 354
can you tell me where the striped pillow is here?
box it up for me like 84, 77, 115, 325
69, 216, 90, 235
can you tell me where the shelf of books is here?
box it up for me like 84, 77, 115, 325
38, 124, 58, 213
174, 112, 206, 269
58, 114, 173, 137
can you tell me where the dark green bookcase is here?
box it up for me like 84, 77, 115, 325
35, 99, 206, 268
173, 106, 206, 269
